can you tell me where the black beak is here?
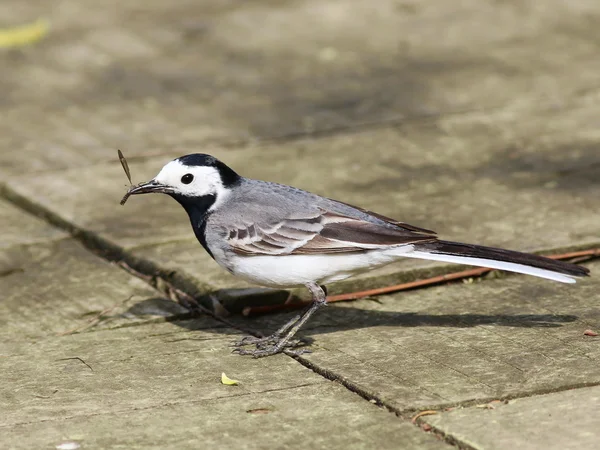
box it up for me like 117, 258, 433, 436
120, 180, 173, 205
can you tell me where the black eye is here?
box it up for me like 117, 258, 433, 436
181, 173, 194, 184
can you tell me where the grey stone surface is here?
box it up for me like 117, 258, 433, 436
1, 0, 600, 171
0, 198, 67, 250
424, 385, 600, 450
1, 1, 599, 449
2, 323, 301, 426
0, 238, 182, 340
3, 385, 447, 450
254, 259, 600, 411
1, 322, 446, 450
0, 198, 175, 340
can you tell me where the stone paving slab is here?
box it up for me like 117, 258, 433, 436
0, 198, 177, 340
0, 238, 174, 340
3, 386, 446, 450
424, 385, 600, 449
2, 0, 600, 175
1, 1, 599, 448
227, 260, 600, 412
1, 322, 446, 450
0, 198, 67, 250
2, 323, 298, 426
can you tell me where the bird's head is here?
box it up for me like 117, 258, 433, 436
123, 154, 241, 211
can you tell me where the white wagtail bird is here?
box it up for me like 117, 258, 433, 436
121, 153, 589, 357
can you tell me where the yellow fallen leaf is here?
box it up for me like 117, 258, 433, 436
221, 372, 239, 386
0, 19, 50, 49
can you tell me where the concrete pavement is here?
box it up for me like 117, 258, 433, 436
1, 1, 599, 448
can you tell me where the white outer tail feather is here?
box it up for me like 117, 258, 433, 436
403, 250, 577, 284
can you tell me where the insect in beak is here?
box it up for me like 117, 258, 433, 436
118, 150, 174, 205
121, 180, 174, 205
118, 149, 132, 185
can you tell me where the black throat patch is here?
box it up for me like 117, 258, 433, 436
170, 193, 217, 259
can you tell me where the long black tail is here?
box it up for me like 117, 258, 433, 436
404, 240, 590, 283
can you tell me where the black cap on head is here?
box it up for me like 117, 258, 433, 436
176, 154, 241, 187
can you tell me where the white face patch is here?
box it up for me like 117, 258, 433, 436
153, 160, 230, 208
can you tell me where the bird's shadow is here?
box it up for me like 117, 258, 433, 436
126, 297, 578, 339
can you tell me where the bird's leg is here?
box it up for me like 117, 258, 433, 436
232, 285, 327, 349
233, 282, 327, 358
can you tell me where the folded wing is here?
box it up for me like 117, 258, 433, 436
227, 209, 436, 256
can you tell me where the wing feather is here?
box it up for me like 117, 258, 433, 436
328, 199, 437, 234
227, 209, 437, 256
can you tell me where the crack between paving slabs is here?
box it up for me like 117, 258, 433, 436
340, 329, 499, 394
284, 343, 468, 448
289, 354, 470, 449
293, 352, 600, 450
0, 183, 321, 362
312, 337, 451, 403
0, 183, 263, 334
415, 379, 600, 450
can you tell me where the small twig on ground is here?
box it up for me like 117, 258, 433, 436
118, 261, 266, 338
167, 284, 265, 337
116, 260, 155, 284
57, 297, 133, 336
411, 410, 438, 423
56, 357, 93, 371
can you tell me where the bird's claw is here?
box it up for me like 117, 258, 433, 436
230, 335, 278, 348
231, 335, 304, 348
231, 333, 308, 357
232, 345, 312, 358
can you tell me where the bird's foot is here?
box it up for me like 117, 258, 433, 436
231, 334, 279, 348
231, 333, 309, 358
232, 343, 311, 358
231, 333, 306, 348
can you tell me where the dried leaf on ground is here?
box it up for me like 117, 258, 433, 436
0, 19, 49, 48
221, 372, 239, 385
